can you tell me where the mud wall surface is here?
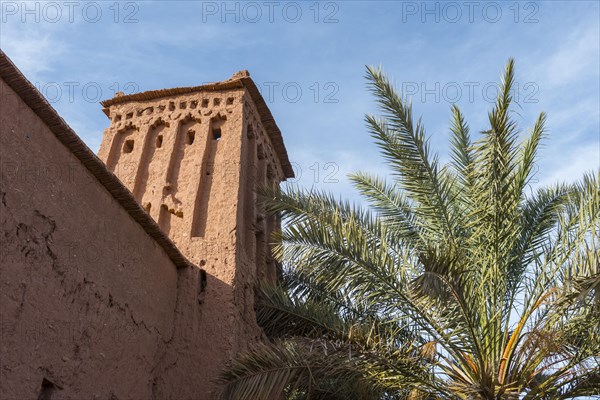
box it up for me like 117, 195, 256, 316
0, 78, 182, 399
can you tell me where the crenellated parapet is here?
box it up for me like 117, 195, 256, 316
99, 91, 242, 241
98, 74, 291, 254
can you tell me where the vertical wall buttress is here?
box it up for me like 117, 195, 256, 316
133, 118, 169, 200
255, 142, 267, 281
243, 123, 257, 262
191, 114, 225, 238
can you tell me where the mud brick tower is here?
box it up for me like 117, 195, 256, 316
98, 70, 294, 396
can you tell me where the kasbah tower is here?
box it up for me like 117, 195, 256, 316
97, 71, 294, 394
0, 51, 294, 400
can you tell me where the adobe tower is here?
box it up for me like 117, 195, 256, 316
97, 71, 293, 397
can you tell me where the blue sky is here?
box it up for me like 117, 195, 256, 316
1, 0, 599, 202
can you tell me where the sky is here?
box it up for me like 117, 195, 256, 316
1, 0, 599, 204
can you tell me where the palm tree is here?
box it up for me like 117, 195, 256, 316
216, 59, 600, 400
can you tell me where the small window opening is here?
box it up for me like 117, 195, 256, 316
125, 112, 133, 119
201, 99, 209, 108
190, 100, 198, 109
180, 101, 187, 109
226, 97, 234, 105
114, 114, 122, 122
156, 135, 163, 148
198, 269, 207, 304
169, 101, 175, 111
187, 130, 196, 145
212, 128, 222, 141
38, 377, 59, 400
213, 98, 221, 106
136, 109, 143, 116
123, 139, 134, 153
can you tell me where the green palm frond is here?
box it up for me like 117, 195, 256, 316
214, 339, 372, 400
512, 112, 546, 198
218, 60, 600, 400
350, 172, 424, 249
256, 283, 352, 341
215, 339, 437, 400
365, 66, 459, 246
449, 104, 474, 191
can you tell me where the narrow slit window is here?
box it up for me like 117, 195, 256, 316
123, 139, 134, 153
187, 130, 195, 145
156, 135, 163, 148
212, 128, 222, 141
